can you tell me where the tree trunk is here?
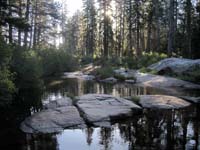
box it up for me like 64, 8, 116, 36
18, 0, 22, 46
155, 0, 160, 52
146, 10, 153, 52
135, 0, 141, 57
127, 0, 133, 56
33, 0, 38, 48
167, 0, 175, 57
186, 0, 192, 58
8, 0, 12, 44
24, 0, 30, 47
29, 8, 34, 48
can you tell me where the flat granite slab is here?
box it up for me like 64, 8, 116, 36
138, 95, 191, 109
76, 94, 141, 127
135, 72, 200, 89
20, 98, 85, 134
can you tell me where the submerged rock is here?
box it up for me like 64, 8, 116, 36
125, 79, 136, 84
43, 98, 72, 109
100, 77, 117, 83
148, 58, 200, 75
138, 95, 191, 109
20, 98, 85, 134
76, 94, 141, 127
63, 71, 95, 80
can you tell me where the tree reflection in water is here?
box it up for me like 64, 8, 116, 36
43, 78, 169, 101
0, 78, 200, 150
21, 106, 200, 150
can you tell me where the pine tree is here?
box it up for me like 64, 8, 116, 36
168, 0, 175, 56
82, 0, 97, 57
97, 0, 113, 58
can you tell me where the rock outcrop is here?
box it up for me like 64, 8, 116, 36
20, 94, 193, 134
114, 68, 200, 90
20, 98, 85, 133
76, 94, 141, 126
135, 72, 200, 90
138, 95, 191, 109
148, 58, 200, 75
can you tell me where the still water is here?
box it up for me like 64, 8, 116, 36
0, 78, 200, 150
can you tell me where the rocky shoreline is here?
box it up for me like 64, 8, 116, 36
20, 94, 195, 134
21, 58, 200, 134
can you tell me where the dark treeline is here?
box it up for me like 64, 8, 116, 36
0, 0, 200, 107
0, 0, 78, 107
0, 0, 61, 48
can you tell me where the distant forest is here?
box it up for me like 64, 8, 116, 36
0, 0, 200, 59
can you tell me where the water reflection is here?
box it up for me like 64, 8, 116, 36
22, 106, 200, 150
0, 77, 200, 150
43, 78, 169, 102
23, 134, 58, 150
0, 78, 44, 150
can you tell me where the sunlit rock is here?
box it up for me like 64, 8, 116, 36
20, 98, 85, 133
138, 95, 191, 109
148, 57, 200, 75
62, 71, 95, 80
135, 72, 200, 89
76, 94, 141, 127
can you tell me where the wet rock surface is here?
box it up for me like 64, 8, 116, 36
63, 71, 95, 80
21, 94, 193, 134
20, 98, 85, 133
100, 77, 117, 83
76, 94, 141, 126
125, 79, 136, 84
43, 98, 72, 109
138, 95, 191, 109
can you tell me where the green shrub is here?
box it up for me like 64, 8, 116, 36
123, 52, 167, 69
140, 67, 158, 75
94, 57, 122, 67
114, 74, 126, 81
122, 56, 138, 69
81, 55, 94, 65
39, 48, 79, 76
129, 96, 140, 104
0, 68, 16, 107
0, 38, 15, 107
178, 69, 200, 83
93, 66, 114, 79
0, 37, 12, 66
11, 47, 43, 88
